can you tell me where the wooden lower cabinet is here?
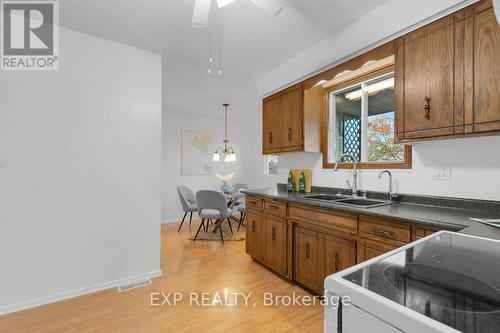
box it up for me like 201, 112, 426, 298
294, 227, 320, 292
357, 238, 401, 263
263, 213, 287, 276
320, 235, 356, 280
245, 209, 263, 261
246, 198, 452, 295
294, 227, 356, 294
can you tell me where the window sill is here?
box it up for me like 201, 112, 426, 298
323, 147, 412, 169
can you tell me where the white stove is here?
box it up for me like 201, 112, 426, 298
324, 231, 500, 333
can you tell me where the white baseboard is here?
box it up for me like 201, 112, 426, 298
0, 269, 163, 316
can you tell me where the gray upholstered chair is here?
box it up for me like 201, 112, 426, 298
194, 190, 233, 243
177, 186, 198, 232
237, 203, 246, 231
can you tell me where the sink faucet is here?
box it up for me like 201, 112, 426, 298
334, 153, 358, 196
378, 170, 393, 200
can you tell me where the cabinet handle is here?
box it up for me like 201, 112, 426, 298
252, 221, 256, 232
249, 200, 257, 205
268, 132, 273, 144
272, 227, 276, 241
305, 243, 310, 259
269, 205, 280, 210
372, 227, 397, 240
288, 128, 292, 141
334, 253, 339, 272
424, 96, 431, 119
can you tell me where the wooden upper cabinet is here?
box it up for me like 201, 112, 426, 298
262, 83, 320, 154
280, 87, 303, 150
395, 0, 500, 141
464, 0, 500, 133
262, 96, 280, 153
395, 12, 464, 140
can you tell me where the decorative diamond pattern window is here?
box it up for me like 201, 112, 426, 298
342, 114, 361, 161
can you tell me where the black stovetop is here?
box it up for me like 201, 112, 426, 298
344, 232, 500, 333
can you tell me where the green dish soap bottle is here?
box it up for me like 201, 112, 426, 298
287, 170, 294, 192
299, 171, 306, 193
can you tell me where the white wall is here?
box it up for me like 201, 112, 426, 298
161, 111, 261, 222
256, 136, 500, 201
0, 27, 162, 314
257, 0, 477, 96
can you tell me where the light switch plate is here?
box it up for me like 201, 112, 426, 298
432, 166, 451, 180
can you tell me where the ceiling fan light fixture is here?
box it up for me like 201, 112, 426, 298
217, 0, 236, 8
192, 0, 211, 28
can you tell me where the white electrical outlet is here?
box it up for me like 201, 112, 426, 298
432, 166, 451, 180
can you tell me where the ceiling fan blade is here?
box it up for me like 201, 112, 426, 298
217, 0, 235, 8
250, 0, 283, 17
192, 0, 211, 28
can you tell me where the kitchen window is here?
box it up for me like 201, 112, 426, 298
264, 155, 279, 175
325, 71, 411, 169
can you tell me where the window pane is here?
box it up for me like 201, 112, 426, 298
330, 85, 362, 163
367, 75, 404, 162
265, 155, 279, 175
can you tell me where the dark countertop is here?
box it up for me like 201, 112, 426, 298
243, 187, 500, 239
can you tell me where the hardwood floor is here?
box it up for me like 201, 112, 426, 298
0, 222, 323, 332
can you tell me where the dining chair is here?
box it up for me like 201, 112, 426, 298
194, 190, 233, 243
237, 203, 246, 231
176, 186, 198, 232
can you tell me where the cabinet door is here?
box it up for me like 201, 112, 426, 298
280, 87, 303, 150
245, 210, 263, 261
322, 236, 356, 281
357, 238, 401, 263
264, 214, 287, 276
395, 14, 461, 139
294, 228, 320, 292
262, 97, 280, 153
465, 1, 500, 132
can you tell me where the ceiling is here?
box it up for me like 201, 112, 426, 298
59, 0, 390, 121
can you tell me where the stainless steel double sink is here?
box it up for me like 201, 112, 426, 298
302, 194, 395, 208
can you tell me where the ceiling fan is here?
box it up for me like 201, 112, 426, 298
192, 0, 284, 28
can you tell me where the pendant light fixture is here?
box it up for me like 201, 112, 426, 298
213, 103, 236, 162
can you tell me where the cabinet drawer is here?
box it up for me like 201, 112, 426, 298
359, 217, 410, 244
264, 200, 286, 216
289, 205, 358, 234
246, 196, 263, 211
